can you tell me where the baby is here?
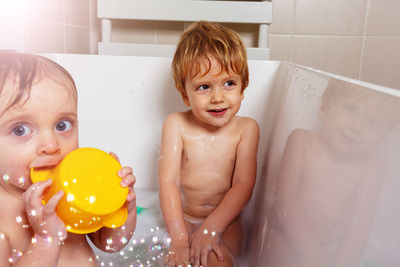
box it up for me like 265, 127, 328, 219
263, 79, 400, 267
159, 21, 259, 267
0, 53, 136, 266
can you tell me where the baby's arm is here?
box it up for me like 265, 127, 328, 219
0, 180, 67, 266
89, 152, 137, 252
190, 118, 259, 266
274, 129, 326, 266
329, 160, 384, 267
159, 114, 190, 266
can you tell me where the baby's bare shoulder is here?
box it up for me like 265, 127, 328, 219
0, 196, 27, 249
0, 193, 21, 224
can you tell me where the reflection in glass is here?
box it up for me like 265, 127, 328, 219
263, 79, 400, 267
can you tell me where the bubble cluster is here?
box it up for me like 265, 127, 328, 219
92, 208, 170, 267
8, 249, 23, 264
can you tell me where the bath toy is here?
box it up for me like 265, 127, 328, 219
136, 206, 145, 214
30, 147, 128, 234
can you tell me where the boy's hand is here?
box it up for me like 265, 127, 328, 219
165, 242, 190, 267
190, 226, 224, 267
23, 179, 67, 243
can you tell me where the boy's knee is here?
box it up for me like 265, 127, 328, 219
207, 246, 234, 267
221, 221, 244, 257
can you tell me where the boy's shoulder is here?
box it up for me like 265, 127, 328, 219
236, 116, 258, 125
289, 128, 313, 139
235, 116, 259, 131
165, 111, 187, 121
162, 112, 192, 134
285, 128, 315, 149
163, 112, 189, 126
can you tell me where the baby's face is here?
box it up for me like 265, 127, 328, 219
0, 77, 78, 190
183, 57, 244, 129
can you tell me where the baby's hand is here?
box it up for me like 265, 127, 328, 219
190, 226, 224, 267
165, 242, 190, 267
23, 179, 67, 243
109, 152, 136, 212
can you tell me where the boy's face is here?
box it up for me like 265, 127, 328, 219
183, 57, 244, 128
0, 77, 78, 190
321, 97, 387, 154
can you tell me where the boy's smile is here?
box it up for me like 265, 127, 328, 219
208, 108, 228, 116
183, 56, 244, 129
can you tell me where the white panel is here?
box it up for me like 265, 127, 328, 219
247, 47, 270, 60
96, 0, 272, 59
97, 0, 273, 24
99, 42, 270, 60
98, 42, 176, 57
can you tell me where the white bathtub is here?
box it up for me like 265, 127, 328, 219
45, 54, 400, 267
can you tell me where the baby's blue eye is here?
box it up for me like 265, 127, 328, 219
198, 84, 209, 91
12, 125, 31, 137
55, 120, 72, 132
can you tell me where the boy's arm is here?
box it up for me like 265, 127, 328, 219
274, 129, 326, 266
159, 114, 190, 265
329, 160, 384, 267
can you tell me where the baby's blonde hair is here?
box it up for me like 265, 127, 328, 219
172, 21, 249, 101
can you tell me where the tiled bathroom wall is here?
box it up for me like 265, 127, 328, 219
0, 0, 95, 54
269, 0, 400, 89
0, 0, 399, 89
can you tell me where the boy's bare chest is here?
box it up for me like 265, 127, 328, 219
299, 152, 370, 228
180, 134, 240, 190
302, 151, 368, 196
182, 135, 239, 171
